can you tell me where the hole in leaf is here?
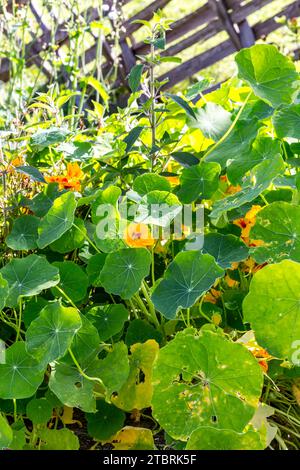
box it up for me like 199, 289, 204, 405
211, 415, 218, 423
136, 368, 145, 385
75, 381, 82, 389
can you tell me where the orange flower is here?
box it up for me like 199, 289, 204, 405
249, 345, 272, 373
233, 205, 262, 245
203, 288, 221, 304
124, 222, 155, 248
165, 176, 180, 185
226, 184, 242, 195
224, 274, 238, 288
45, 162, 84, 191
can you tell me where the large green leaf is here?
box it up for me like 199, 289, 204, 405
235, 44, 300, 108
133, 173, 171, 196
97, 342, 130, 397
26, 302, 82, 367
202, 233, 248, 269
50, 217, 86, 253
250, 202, 300, 264
86, 401, 125, 441
186, 426, 264, 450
152, 328, 263, 440
273, 104, 300, 139
205, 120, 260, 169
37, 191, 76, 249
0, 254, 59, 307
38, 428, 79, 450
210, 155, 284, 220
227, 137, 282, 185
5, 215, 39, 250
64, 314, 100, 364
49, 360, 97, 413
178, 162, 220, 203
86, 304, 129, 341
26, 398, 53, 425
151, 252, 224, 319
189, 102, 231, 141
0, 413, 13, 448
243, 260, 300, 361
0, 274, 9, 311
100, 248, 151, 299
0, 342, 45, 399
51, 261, 89, 303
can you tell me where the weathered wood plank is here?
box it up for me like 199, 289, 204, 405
123, 0, 172, 35
207, 0, 241, 50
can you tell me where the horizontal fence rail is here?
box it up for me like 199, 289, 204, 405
1, 0, 300, 91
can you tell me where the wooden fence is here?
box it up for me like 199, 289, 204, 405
1, 0, 300, 90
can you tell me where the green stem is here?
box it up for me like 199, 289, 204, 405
13, 399, 17, 422
203, 92, 252, 160
72, 223, 101, 253
141, 281, 160, 329
68, 347, 105, 390
151, 247, 155, 286
128, 299, 138, 319
186, 308, 191, 327
16, 297, 23, 341
133, 293, 151, 321
55, 286, 79, 311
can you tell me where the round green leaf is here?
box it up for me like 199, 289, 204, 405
37, 191, 76, 249
30, 127, 70, 151
5, 215, 39, 250
97, 342, 130, 397
250, 202, 300, 264
100, 248, 151, 299
50, 217, 86, 253
64, 314, 100, 364
151, 252, 224, 319
86, 401, 125, 441
273, 104, 300, 139
243, 260, 300, 361
0, 274, 9, 311
51, 261, 89, 303
0, 413, 13, 448
186, 426, 264, 450
0, 342, 45, 399
49, 361, 97, 412
26, 398, 53, 425
202, 233, 248, 269
152, 328, 263, 440
235, 44, 300, 108
86, 253, 107, 286
178, 162, 220, 203
26, 301, 82, 367
0, 254, 60, 307
86, 304, 129, 341
38, 428, 79, 450
133, 173, 171, 196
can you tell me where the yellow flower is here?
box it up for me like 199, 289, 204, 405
124, 222, 155, 248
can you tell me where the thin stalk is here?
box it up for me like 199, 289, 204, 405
128, 298, 138, 319
68, 347, 105, 390
13, 399, 17, 422
150, 41, 156, 171
72, 223, 101, 253
16, 297, 23, 341
133, 293, 151, 321
55, 285, 79, 311
141, 281, 160, 329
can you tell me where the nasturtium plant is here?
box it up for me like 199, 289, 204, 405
1, 39, 299, 450
5, 215, 39, 250
100, 248, 151, 299
178, 162, 220, 203
37, 191, 76, 248
249, 202, 300, 264
0, 342, 45, 399
186, 426, 265, 450
152, 252, 224, 319
26, 302, 82, 367
202, 233, 248, 269
243, 260, 300, 361
152, 328, 263, 440
235, 44, 300, 107
0, 254, 59, 307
